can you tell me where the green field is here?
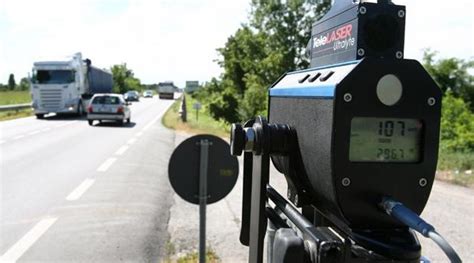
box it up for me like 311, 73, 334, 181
0, 91, 31, 105
0, 91, 33, 121
162, 94, 229, 138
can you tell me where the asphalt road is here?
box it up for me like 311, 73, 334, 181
0, 96, 175, 262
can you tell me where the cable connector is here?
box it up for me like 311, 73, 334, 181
381, 197, 434, 237
381, 197, 462, 263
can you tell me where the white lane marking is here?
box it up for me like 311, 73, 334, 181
28, 130, 41, 136
12, 135, 25, 140
135, 132, 143, 137
114, 145, 129, 155
56, 121, 77, 128
142, 123, 153, 131
66, 178, 95, 201
151, 114, 161, 124
127, 138, 137, 145
97, 157, 117, 172
142, 114, 161, 131
41, 128, 50, 132
0, 217, 58, 262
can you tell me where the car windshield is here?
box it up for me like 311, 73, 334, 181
34, 70, 75, 84
92, 96, 121, 105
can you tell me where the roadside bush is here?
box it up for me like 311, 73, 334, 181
438, 150, 474, 171
440, 91, 474, 152
195, 78, 240, 124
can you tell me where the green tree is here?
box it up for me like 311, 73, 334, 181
198, 0, 331, 123
238, 74, 268, 119
110, 64, 142, 94
197, 78, 240, 124
124, 77, 142, 91
18, 77, 30, 91
423, 49, 474, 111
440, 91, 474, 152
8, 74, 16, 90
249, 0, 330, 71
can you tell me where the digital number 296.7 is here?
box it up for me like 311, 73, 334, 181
377, 148, 405, 160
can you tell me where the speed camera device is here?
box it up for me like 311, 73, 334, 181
230, 0, 460, 262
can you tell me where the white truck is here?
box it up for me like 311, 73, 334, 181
30, 52, 113, 119
157, 81, 177, 99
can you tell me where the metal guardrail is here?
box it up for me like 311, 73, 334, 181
0, 103, 32, 112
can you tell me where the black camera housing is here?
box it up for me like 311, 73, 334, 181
269, 58, 441, 230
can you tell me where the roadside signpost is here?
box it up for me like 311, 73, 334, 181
193, 102, 202, 121
168, 134, 239, 263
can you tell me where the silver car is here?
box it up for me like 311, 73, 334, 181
87, 94, 131, 126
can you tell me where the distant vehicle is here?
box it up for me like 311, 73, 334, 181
143, 90, 154, 98
124, 91, 140, 101
158, 82, 177, 99
87, 94, 131, 126
30, 52, 113, 119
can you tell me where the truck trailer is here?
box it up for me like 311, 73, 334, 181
30, 52, 113, 119
157, 81, 177, 99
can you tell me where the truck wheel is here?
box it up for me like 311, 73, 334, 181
127, 117, 131, 123
36, 114, 44, 119
118, 120, 124, 125
88, 120, 93, 126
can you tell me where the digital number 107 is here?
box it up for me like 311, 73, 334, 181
379, 121, 405, 137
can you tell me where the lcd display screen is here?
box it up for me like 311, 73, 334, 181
349, 117, 423, 162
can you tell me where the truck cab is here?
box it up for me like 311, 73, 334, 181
30, 53, 112, 119
31, 60, 84, 118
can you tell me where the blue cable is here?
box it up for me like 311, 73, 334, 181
381, 197, 462, 263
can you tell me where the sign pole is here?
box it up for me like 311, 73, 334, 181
199, 139, 209, 263
193, 102, 201, 122
168, 134, 238, 263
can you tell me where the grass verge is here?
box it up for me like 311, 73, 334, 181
162, 94, 229, 138
0, 108, 34, 121
175, 250, 220, 263
437, 151, 474, 187
0, 91, 31, 105
162, 240, 220, 263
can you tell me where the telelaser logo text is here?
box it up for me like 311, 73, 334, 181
313, 24, 355, 52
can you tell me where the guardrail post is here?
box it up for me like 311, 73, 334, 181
179, 95, 187, 122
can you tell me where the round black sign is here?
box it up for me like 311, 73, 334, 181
168, 134, 239, 205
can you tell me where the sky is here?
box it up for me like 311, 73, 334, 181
0, 0, 472, 87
